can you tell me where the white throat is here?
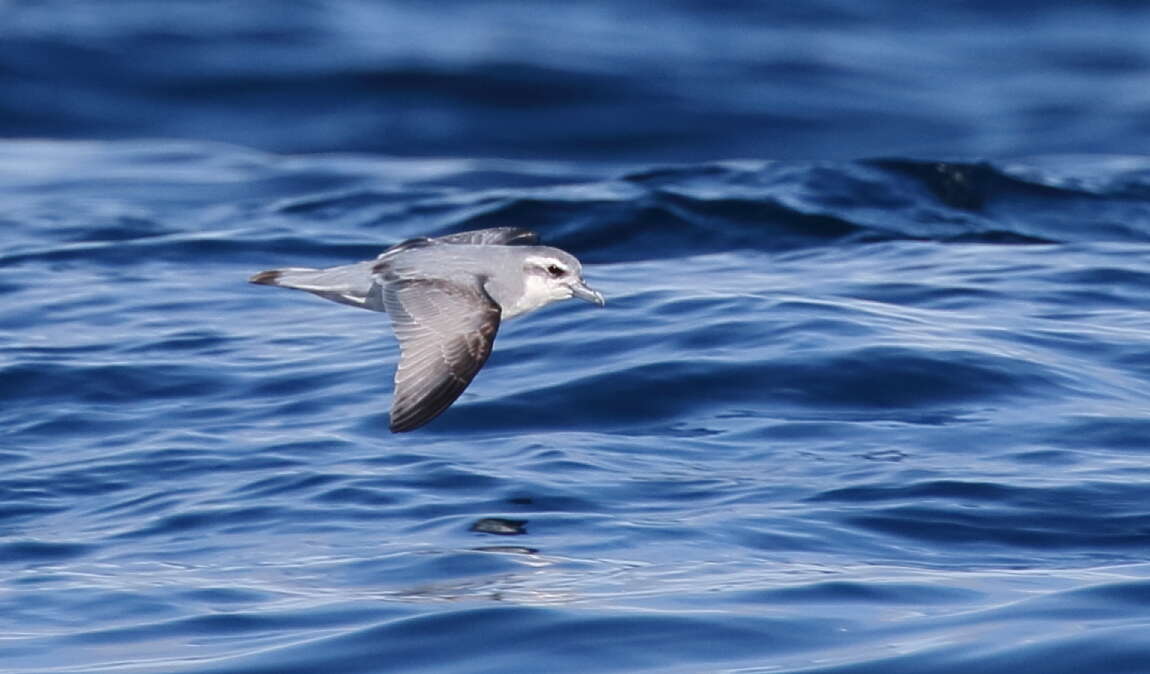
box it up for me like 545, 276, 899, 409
501, 273, 567, 319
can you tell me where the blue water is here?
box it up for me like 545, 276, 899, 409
4, 141, 1150, 673
5, 0, 1150, 161
5, 2, 1150, 673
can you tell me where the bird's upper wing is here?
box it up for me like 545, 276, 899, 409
382, 277, 502, 432
433, 227, 539, 246
377, 228, 537, 261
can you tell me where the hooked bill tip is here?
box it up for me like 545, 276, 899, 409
571, 282, 606, 307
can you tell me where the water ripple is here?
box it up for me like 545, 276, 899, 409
3, 141, 1150, 672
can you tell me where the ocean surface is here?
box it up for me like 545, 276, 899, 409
4, 141, 1150, 673
5, 0, 1150, 161
4, 1, 1150, 673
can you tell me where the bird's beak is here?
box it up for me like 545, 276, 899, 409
570, 280, 606, 306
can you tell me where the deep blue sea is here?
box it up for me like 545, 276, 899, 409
4, 2, 1150, 673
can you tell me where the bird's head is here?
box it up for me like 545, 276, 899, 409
518, 250, 605, 313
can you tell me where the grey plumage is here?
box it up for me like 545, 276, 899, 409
250, 227, 604, 432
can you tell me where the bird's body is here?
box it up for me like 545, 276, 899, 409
250, 227, 604, 432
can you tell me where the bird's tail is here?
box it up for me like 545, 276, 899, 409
249, 261, 382, 311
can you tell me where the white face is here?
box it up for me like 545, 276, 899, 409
508, 256, 575, 320
502, 252, 603, 319
524, 254, 579, 300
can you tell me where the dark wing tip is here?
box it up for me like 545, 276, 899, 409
388, 378, 470, 433
389, 415, 428, 433
388, 419, 417, 433
249, 270, 281, 285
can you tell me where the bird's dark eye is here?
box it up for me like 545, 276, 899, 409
546, 264, 565, 277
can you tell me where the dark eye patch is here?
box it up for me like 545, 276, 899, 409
546, 264, 565, 277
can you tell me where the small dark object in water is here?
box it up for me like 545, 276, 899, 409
470, 518, 528, 535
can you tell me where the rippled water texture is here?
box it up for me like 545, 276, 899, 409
5, 0, 1150, 160
3, 141, 1150, 672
